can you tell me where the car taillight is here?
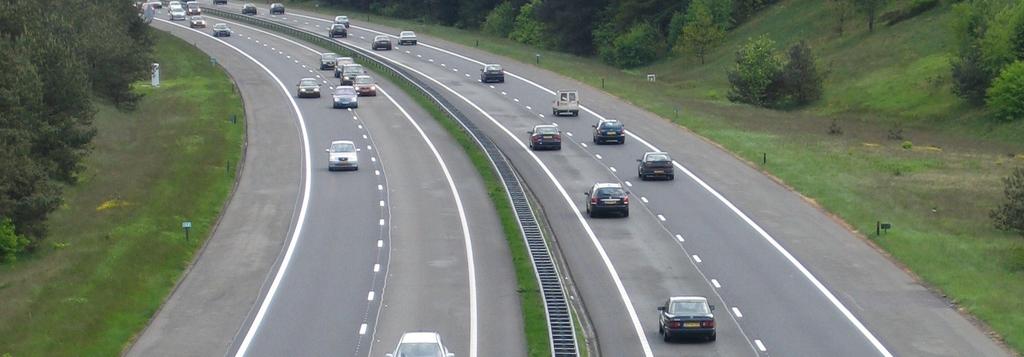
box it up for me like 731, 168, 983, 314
590, 196, 597, 205
623, 195, 629, 205
701, 320, 715, 328
669, 321, 681, 328
553, 134, 561, 140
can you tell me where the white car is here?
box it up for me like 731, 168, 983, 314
168, 6, 186, 20
398, 31, 417, 45
334, 15, 350, 28
385, 332, 454, 357
326, 140, 358, 171
552, 89, 579, 116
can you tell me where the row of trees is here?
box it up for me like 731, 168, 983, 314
949, 0, 1024, 121
0, 0, 153, 262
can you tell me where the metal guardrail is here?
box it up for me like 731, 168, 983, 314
201, 8, 580, 357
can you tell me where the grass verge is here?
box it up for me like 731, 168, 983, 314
288, 1, 1023, 352
0, 30, 244, 356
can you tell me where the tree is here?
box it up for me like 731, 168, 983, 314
678, 1, 724, 64
992, 167, 1024, 236
509, 0, 548, 47
0, 218, 29, 263
727, 35, 783, 106
775, 41, 824, 106
952, 45, 995, 105
482, 2, 518, 37
601, 21, 664, 68
535, 0, 608, 54
829, 0, 855, 36
986, 60, 1024, 121
667, 10, 687, 50
854, 0, 888, 32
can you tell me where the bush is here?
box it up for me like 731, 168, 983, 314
773, 41, 824, 106
987, 60, 1024, 121
482, 2, 517, 38
952, 45, 995, 105
901, 140, 913, 150
599, 21, 664, 68
727, 35, 783, 106
992, 167, 1024, 236
0, 218, 29, 263
509, 0, 548, 47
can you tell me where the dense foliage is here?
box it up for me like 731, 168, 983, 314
728, 37, 824, 108
0, 0, 152, 260
992, 167, 1024, 237
949, 0, 1024, 117
987, 61, 1024, 121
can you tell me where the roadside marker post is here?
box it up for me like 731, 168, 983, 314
182, 221, 192, 241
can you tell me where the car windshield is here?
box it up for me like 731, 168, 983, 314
300, 79, 318, 87
600, 121, 623, 129
337, 16, 348, 22
485, 65, 502, 71
335, 87, 356, 95
375, 36, 388, 41
595, 187, 625, 198
191, 16, 202, 21
330, 143, 355, 152
214, 24, 227, 29
322, 53, 337, 61
535, 126, 558, 135
401, 31, 415, 36
394, 343, 443, 357
343, 65, 363, 74
646, 154, 670, 162
354, 77, 373, 84
669, 300, 710, 315
332, 24, 344, 29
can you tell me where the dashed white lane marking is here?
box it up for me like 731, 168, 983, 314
301, 64, 306, 68
692, 255, 702, 263
278, 51, 283, 54
359, 323, 368, 335
551, 122, 558, 127
465, 73, 470, 77
732, 307, 743, 318
657, 214, 666, 222
488, 85, 495, 89
285, 55, 289, 58
377, 184, 383, 191
416, 54, 422, 58
353, 115, 358, 120
453, 68, 459, 72
500, 91, 506, 95
262, 43, 267, 47
379, 219, 385, 226
441, 63, 446, 67
538, 113, 545, 118
513, 98, 519, 102
271, 47, 275, 50
307, 69, 313, 73
366, 145, 372, 150
428, 58, 434, 62
246, 36, 251, 40
377, 240, 384, 248
373, 263, 381, 272
640, 197, 648, 203
358, 124, 363, 129
675, 234, 684, 242
375, 170, 381, 176
711, 279, 721, 288
624, 181, 633, 187
371, 157, 377, 162
367, 291, 375, 301
294, 59, 299, 63
566, 132, 573, 137
755, 340, 767, 352
609, 166, 616, 172
304, 21, 309, 25
359, 36, 365, 39
405, 50, 410, 54
595, 154, 602, 160
379, 200, 385, 207
580, 143, 588, 148
254, 39, 259, 43
362, 134, 368, 139
526, 105, 532, 110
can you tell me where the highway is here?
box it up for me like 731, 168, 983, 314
202, 2, 1013, 357
133, 15, 524, 357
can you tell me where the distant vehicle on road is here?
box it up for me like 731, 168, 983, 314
638, 151, 674, 180
334, 57, 355, 78
269, 3, 284, 14
584, 183, 629, 217
213, 0, 227, 4
328, 23, 347, 38
592, 118, 624, 144
319, 52, 338, 70
372, 35, 392, 51
326, 140, 359, 171
552, 89, 579, 117
658, 296, 716, 342
184, 1, 200, 15
168, 6, 186, 20
385, 332, 454, 357
339, 64, 364, 85
528, 124, 561, 150
398, 31, 418, 45
332, 86, 358, 109
211, 23, 232, 37
241, 3, 256, 15
168, 1, 181, 8
147, 1, 162, 9
188, 15, 206, 28
353, 75, 377, 96
296, 78, 321, 98
480, 64, 504, 83
334, 15, 350, 28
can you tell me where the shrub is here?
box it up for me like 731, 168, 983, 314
482, 2, 517, 38
952, 45, 995, 105
0, 218, 29, 263
727, 35, 783, 106
901, 140, 913, 150
987, 60, 1024, 121
992, 167, 1024, 237
600, 21, 664, 68
773, 41, 824, 106
509, 0, 548, 47
678, 1, 725, 65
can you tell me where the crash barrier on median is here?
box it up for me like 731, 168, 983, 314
201, 8, 580, 357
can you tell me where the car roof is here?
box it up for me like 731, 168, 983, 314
355, 75, 372, 80
401, 31, 415, 34
322, 52, 336, 56
330, 140, 354, 145
400, 332, 441, 344
669, 296, 709, 303
644, 151, 669, 157
533, 124, 557, 129
593, 183, 623, 189
299, 77, 317, 81
375, 35, 389, 39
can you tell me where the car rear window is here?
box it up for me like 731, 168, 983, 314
600, 121, 623, 129
669, 301, 710, 315
335, 87, 356, 95
595, 187, 625, 198
343, 65, 363, 74
646, 154, 670, 162
535, 127, 558, 135
330, 143, 355, 152
300, 79, 318, 86
486, 65, 502, 71
322, 53, 337, 61
354, 76, 372, 84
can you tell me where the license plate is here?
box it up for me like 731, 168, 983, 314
543, 135, 552, 139
608, 132, 617, 136
654, 170, 664, 174
602, 199, 619, 204
683, 322, 700, 328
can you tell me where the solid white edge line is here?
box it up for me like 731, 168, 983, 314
153, 19, 314, 357
378, 87, 479, 357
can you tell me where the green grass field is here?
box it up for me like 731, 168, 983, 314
0, 30, 244, 356
290, 0, 1024, 352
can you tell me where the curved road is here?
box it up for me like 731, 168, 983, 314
208, 2, 1012, 357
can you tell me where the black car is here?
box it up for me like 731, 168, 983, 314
320, 52, 338, 70
658, 296, 716, 342
528, 125, 561, 150
592, 119, 625, 144
213, 0, 226, 4
212, 23, 232, 37
371, 35, 392, 50
269, 3, 284, 14
241, 3, 256, 14
584, 183, 629, 217
328, 24, 347, 38
480, 64, 504, 83
638, 152, 674, 180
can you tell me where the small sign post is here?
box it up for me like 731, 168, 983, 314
151, 63, 160, 88
182, 221, 192, 241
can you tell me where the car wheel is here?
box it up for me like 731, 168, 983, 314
708, 333, 716, 342
573, 110, 579, 117
622, 209, 629, 217
619, 138, 625, 144
663, 332, 671, 342
554, 144, 561, 151
658, 325, 664, 335
668, 175, 674, 181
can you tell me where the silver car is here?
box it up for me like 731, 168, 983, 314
333, 57, 355, 78
385, 332, 454, 357
334, 15, 350, 28
326, 140, 358, 171
398, 31, 417, 45
168, 5, 186, 20
332, 86, 358, 109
